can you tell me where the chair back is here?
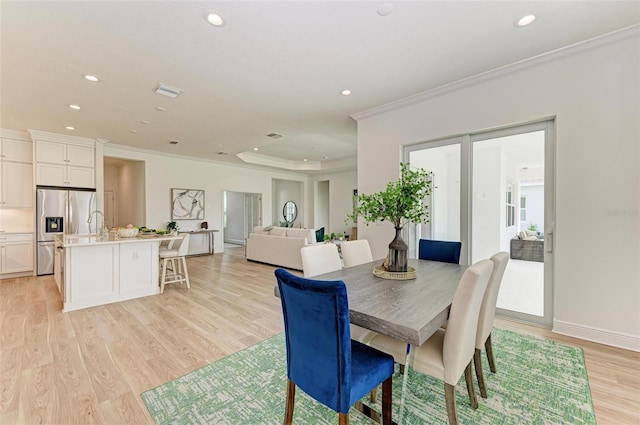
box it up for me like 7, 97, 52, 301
442, 259, 493, 384
418, 239, 462, 264
476, 251, 509, 348
275, 268, 352, 413
300, 243, 342, 277
341, 239, 373, 268
176, 233, 191, 256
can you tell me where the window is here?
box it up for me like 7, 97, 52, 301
520, 196, 527, 221
506, 182, 516, 227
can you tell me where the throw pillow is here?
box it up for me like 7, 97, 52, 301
270, 227, 287, 236
315, 227, 325, 243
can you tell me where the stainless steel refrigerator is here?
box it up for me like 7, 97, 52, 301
36, 187, 96, 275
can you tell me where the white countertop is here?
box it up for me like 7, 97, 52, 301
56, 233, 181, 247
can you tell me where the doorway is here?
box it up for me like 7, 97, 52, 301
223, 191, 261, 247
405, 120, 555, 326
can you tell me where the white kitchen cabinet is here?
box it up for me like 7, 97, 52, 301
1, 137, 32, 162
0, 233, 34, 275
35, 140, 94, 167
33, 136, 95, 188
36, 162, 95, 188
0, 137, 33, 208
1, 162, 33, 207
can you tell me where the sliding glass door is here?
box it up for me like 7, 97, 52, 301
405, 121, 555, 326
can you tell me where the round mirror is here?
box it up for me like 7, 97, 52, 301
283, 201, 297, 223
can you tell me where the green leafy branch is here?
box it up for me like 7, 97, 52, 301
347, 162, 434, 229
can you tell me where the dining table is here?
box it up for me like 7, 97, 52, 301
274, 258, 469, 424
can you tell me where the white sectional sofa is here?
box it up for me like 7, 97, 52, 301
245, 226, 318, 270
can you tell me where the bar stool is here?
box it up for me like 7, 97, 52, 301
159, 233, 190, 293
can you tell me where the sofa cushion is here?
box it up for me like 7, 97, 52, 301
271, 227, 287, 237
253, 225, 273, 235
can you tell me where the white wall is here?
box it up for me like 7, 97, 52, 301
309, 170, 357, 237
103, 145, 308, 253
315, 180, 330, 232
117, 161, 145, 227
354, 29, 640, 350
273, 179, 304, 227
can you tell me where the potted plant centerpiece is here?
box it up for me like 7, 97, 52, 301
347, 162, 433, 272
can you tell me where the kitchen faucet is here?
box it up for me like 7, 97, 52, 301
87, 210, 105, 234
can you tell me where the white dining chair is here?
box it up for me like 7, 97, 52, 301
300, 243, 342, 278
300, 243, 371, 343
473, 251, 509, 398
159, 233, 191, 294
341, 239, 373, 269
369, 259, 494, 425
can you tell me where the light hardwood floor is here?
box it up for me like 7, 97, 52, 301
1, 246, 638, 424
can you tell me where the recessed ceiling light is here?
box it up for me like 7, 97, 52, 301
65, 126, 76, 130
377, 3, 394, 17
69, 104, 81, 110
253, 147, 259, 151
323, 156, 328, 160
155, 106, 166, 111
83, 74, 99, 82
140, 120, 150, 125
515, 14, 536, 27
341, 89, 352, 96
303, 159, 308, 162
130, 130, 138, 134
205, 12, 225, 26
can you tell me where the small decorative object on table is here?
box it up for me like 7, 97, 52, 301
373, 256, 417, 280
117, 224, 139, 238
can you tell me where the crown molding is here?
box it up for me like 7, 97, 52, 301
352, 24, 640, 121
28, 129, 97, 146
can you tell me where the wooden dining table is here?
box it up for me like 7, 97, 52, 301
312, 258, 469, 346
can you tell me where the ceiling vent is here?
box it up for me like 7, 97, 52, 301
154, 83, 183, 98
217, 151, 229, 155
266, 132, 283, 139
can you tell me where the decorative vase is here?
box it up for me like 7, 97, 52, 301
388, 226, 408, 272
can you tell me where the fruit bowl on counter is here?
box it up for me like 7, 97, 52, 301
117, 225, 139, 238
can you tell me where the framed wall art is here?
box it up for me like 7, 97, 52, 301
171, 188, 205, 220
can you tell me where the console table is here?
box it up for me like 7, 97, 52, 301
179, 230, 218, 256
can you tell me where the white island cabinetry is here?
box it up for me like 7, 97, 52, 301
57, 234, 179, 312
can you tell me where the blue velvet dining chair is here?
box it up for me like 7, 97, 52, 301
275, 268, 394, 425
418, 239, 462, 264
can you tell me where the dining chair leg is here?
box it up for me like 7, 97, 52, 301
381, 376, 392, 425
284, 379, 295, 425
485, 333, 496, 373
370, 386, 378, 403
444, 383, 458, 425
464, 361, 478, 409
474, 348, 488, 399
338, 412, 349, 425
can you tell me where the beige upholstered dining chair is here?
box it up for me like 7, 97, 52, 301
368, 259, 494, 425
159, 233, 191, 294
473, 251, 509, 398
341, 239, 373, 269
300, 243, 371, 343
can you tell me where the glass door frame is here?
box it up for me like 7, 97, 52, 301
404, 119, 555, 327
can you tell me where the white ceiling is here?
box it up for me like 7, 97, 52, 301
1, 1, 638, 173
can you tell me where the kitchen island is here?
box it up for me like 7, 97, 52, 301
55, 233, 181, 312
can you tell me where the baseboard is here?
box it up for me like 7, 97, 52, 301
553, 320, 640, 352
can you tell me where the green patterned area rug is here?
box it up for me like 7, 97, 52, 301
141, 328, 595, 424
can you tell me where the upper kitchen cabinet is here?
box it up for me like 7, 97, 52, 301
30, 130, 96, 188
0, 130, 33, 208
